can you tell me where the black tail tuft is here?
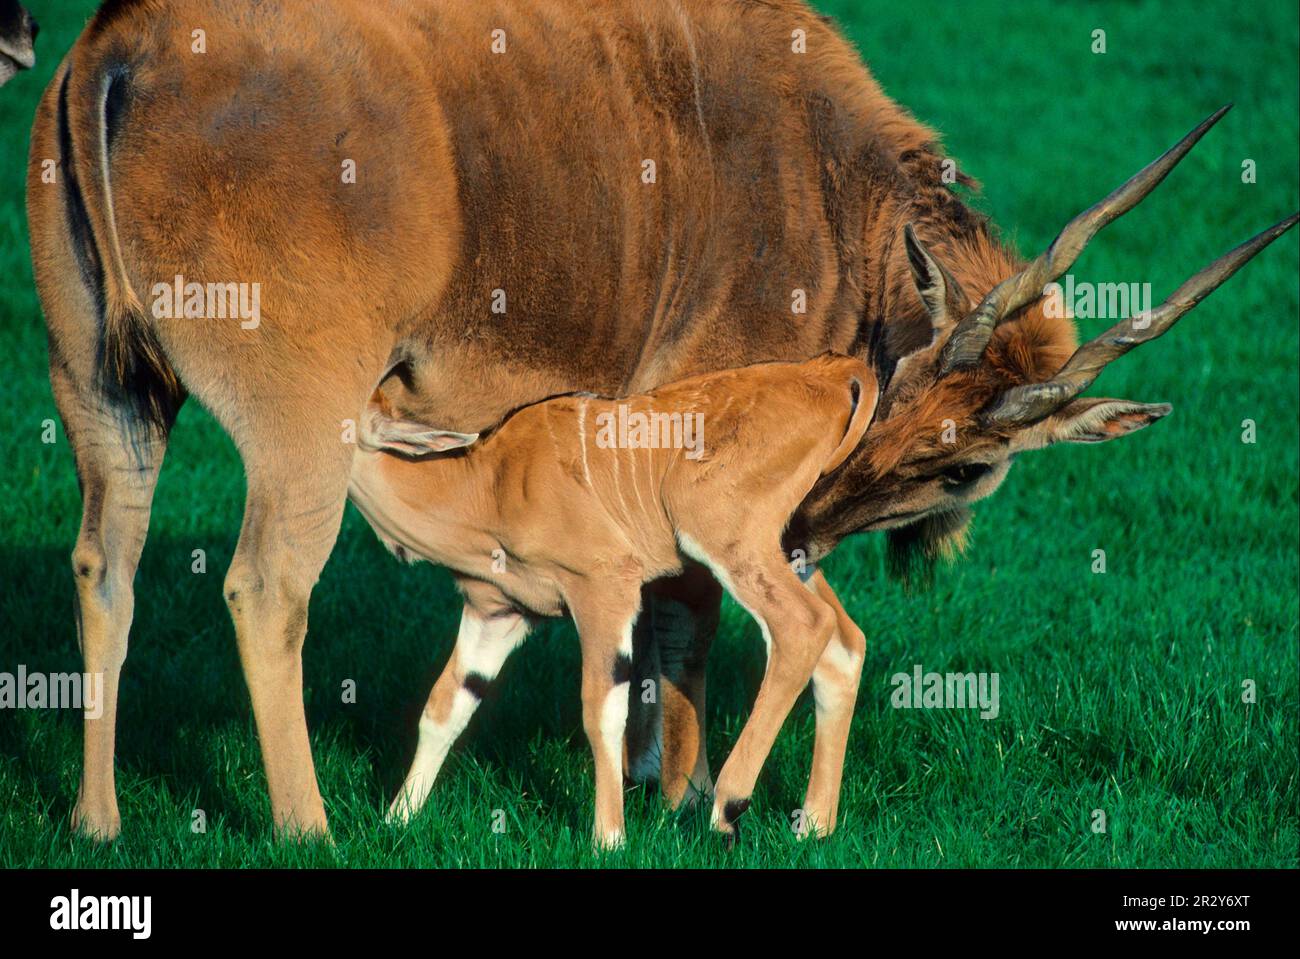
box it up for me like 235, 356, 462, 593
58, 63, 181, 437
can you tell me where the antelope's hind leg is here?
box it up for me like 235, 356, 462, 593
32, 83, 179, 839
216, 368, 392, 838
174, 309, 391, 837
51, 367, 177, 841
389, 585, 529, 824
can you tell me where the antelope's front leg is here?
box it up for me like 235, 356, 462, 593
389, 598, 528, 823
800, 571, 866, 837
571, 594, 641, 849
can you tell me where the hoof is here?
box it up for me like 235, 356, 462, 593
717, 798, 751, 848
593, 829, 626, 852
273, 817, 333, 845
71, 804, 121, 842
795, 813, 832, 841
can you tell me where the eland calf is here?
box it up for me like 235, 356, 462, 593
349, 354, 877, 846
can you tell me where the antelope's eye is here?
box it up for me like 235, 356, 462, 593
940, 462, 992, 487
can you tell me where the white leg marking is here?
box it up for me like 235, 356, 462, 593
812, 638, 862, 716
593, 620, 634, 849
597, 682, 630, 848
389, 607, 528, 823
455, 607, 529, 678
390, 690, 478, 822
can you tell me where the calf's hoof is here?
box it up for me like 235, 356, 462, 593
794, 813, 834, 841
712, 797, 751, 848
273, 807, 332, 844
386, 795, 418, 826
592, 828, 627, 852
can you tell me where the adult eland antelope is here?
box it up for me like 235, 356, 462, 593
28, 0, 1296, 840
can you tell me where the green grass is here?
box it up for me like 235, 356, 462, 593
1, 0, 1296, 868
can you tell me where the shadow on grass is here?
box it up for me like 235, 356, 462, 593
0, 535, 770, 839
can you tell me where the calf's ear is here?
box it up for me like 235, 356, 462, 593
364, 411, 478, 456
1012, 398, 1171, 450
822, 367, 880, 475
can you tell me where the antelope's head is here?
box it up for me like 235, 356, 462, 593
0, 0, 36, 87
794, 106, 1298, 572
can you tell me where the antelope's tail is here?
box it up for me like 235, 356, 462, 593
61, 48, 180, 432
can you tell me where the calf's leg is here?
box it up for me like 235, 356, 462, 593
389, 594, 528, 823
687, 548, 835, 839
800, 571, 865, 837
570, 591, 642, 849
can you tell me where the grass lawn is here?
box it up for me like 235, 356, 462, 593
0, 0, 1296, 868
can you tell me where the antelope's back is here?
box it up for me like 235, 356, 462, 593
378, 0, 919, 433
33, 0, 922, 432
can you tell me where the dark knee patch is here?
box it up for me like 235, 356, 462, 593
612, 653, 633, 686
71, 555, 105, 588
462, 672, 493, 701
223, 569, 266, 607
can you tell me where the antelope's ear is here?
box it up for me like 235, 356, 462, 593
903, 223, 970, 335
1012, 398, 1172, 450
822, 366, 880, 475
363, 411, 478, 456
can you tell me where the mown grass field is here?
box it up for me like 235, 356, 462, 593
0, 0, 1296, 868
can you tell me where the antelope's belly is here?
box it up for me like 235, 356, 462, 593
348, 453, 569, 618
